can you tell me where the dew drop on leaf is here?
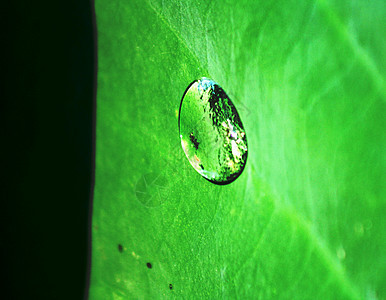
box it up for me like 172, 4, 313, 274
178, 78, 248, 185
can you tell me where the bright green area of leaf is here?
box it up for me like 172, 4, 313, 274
90, 0, 385, 298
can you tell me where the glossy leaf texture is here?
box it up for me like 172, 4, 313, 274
90, 0, 385, 299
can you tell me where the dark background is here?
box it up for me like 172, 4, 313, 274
1, 0, 94, 299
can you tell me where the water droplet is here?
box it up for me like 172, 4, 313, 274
179, 78, 248, 185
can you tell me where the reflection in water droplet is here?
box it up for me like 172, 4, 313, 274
178, 78, 248, 185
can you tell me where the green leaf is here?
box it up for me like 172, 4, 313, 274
90, 0, 385, 298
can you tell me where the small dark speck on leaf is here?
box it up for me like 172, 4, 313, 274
118, 244, 123, 252
169, 284, 173, 290
146, 262, 152, 269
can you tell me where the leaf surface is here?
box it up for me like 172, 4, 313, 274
90, 0, 385, 298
